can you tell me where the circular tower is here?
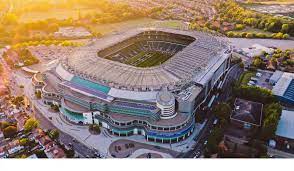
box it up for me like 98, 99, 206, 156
156, 90, 176, 119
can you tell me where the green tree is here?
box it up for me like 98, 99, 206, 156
283, 34, 290, 39
24, 118, 39, 132
226, 31, 235, 37
281, 24, 289, 33
246, 33, 253, 38
3, 126, 18, 138
206, 127, 224, 155
35, 91, 41, 99
213, 103, 232, 121
0, 121, 11, 130
49, 129, 60, 140
19, 138, 29, 146
89, 124, 101, 134
253, 57, 263, 68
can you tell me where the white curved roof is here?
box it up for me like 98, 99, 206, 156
62, 28, 229, 91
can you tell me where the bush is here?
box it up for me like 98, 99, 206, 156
246, 33, 253, 38
235, 24, 245, 30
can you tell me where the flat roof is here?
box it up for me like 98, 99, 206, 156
276, 110, 294, 139
43, 72, 62, 93
62, 99, 89, 113
106, 111, 190, 127
272, 72, 294, 97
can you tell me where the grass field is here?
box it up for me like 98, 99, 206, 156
238, 71, 257, 86
136, 52, 171, 68
89, 18, 188, 36
124, 51, 171, 68
19, 7, 102, 23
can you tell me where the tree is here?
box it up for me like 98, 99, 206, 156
35, 150, 47, 158
260, 103, 282, 141
206, 127, 224, 155
24, 118, 39, 132
19, 138, 29, 146
233, 86, 276, 104
3, 126, 17, 138
281, 24, 289, 33
89, 124, 101, 134
0, 121, 11, 130
35, 91, 41, 99
213, 103, 232, 121
253, 57, 263, 68
49, 129, 60, 140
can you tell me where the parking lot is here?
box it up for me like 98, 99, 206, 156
243, 70, 273, 90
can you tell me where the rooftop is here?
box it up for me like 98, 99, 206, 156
231, 98, 263, 126
61, 28, 229, 91
276, 110, 294, 139
105, 111, 190, 127
272, 72, 294, 104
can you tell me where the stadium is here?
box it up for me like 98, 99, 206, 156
33, 28, 232, 143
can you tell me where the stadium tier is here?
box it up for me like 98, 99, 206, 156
34, 28, 232, 143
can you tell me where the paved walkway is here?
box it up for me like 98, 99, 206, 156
109, 139, 179, 158
133, 149, 173, 158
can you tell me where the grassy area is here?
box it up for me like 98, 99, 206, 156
238, 71, 257, 86
19, 7, 102, 23
89, 18, 188, 36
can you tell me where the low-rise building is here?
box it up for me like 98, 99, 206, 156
275, 110, 294, 144
230, 98, 263, 130
272, 72, 294, 105
241, 44, 274, 58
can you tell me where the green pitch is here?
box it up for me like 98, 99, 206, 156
125, 51, 171, 68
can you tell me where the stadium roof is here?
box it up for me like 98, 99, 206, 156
276, 110, 294, 139
60, 28, 229, 91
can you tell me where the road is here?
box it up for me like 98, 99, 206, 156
178, 64, 244, 158
229, 38, 294, 50
267, 147, 294, 158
